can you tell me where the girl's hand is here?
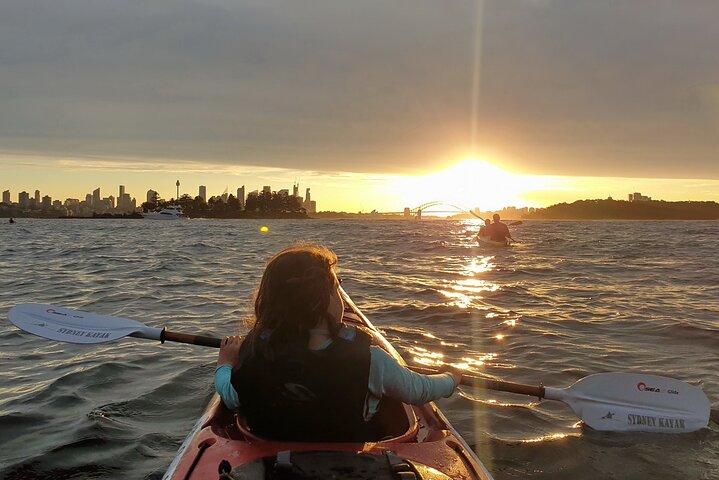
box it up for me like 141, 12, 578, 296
441, 365, 463, 388
449, 370, 463, 387
218, 335, 243, 367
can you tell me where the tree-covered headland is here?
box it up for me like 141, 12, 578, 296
143, 191, 308, 219
524, 199, 719, 220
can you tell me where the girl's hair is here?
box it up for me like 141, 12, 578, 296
245, 244, 339, 358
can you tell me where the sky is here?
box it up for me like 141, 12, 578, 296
2, 0, 718, 212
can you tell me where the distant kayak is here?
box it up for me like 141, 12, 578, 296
478, 236, 509, 247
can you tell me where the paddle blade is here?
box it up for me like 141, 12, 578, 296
546, 372, 710, 433
8, 304, 162, 344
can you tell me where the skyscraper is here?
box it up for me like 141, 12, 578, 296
34, 190, 41, 205
92, 188, 101, 207
199, 185, 207, 203
247, 190, 259, 211
237, 186, 245, 209
118, 186, 128, 211
147, 190, 159, 204
18, 191, 30, 208
2, 190, 9, 204
304, 188, 316, 214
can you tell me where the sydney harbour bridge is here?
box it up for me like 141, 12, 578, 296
384, 201, 483, 219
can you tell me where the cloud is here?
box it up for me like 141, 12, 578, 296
1, 0, 717, 179
0, 151, 390, 188
475, 1, 719, 177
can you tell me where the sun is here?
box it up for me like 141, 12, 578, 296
395, 158, 534, 212
439, 159, 518, 211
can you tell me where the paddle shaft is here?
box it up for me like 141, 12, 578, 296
136, 328, 546, 397
409, 365, 544, 398
464, 376, 542, 398
130, 327, 222, 348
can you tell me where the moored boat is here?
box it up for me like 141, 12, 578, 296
142, 205, 188, 220
163, 289, 493, 480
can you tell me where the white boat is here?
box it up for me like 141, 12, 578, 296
142, 206, 188, 220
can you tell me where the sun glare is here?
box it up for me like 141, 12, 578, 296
395, 158, 544, 212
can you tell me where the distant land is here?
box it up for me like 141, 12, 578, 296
4, 199, 719, 221
311, 211, 405, 220
522, 199, 719, 220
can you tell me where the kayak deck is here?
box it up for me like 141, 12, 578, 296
478, 236, 509, 247
163, 290, 493, 480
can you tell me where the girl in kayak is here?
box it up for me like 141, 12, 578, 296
477, 218, 491, 241
215, 244, 462, 441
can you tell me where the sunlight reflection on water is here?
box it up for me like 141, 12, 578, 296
0, 219, 717, 480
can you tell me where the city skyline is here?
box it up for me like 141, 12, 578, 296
1, 180, 318, 215
4, 156, 719, 214
3, 169, 717, 217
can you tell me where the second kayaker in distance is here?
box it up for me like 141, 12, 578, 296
477, 218, 491, 240
215, 243, 462, 442
487, 213, 514, 244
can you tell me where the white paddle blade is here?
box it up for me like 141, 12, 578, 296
545, 372, 710, 433
8, 304, 162, 344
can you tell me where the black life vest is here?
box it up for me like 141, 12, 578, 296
231, 325, 373, 442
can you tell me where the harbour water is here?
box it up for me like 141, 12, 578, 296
0, 219, 717, 479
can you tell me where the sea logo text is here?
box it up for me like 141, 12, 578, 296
636, 382, 660, 393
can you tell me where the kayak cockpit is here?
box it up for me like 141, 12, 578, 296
178, 396, 475, 480
233, 397, 417, 443
200, 393, 419, 445
172, 394, 485, 479
221, 450, 458, 480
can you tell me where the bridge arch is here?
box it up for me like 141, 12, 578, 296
408, 201, 481, 219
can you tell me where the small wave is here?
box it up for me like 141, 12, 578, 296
0, 330, 26, 342
8, 361, 145, 407
653, 319, 719, 338
1, 462, 118, 480
458, 390, 539, 409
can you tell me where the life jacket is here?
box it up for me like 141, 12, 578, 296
231, 324, 374, 442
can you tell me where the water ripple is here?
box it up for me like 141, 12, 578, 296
1, 219, 717, 479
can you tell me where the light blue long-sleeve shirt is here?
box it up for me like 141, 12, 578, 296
214, 344, 457, 420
